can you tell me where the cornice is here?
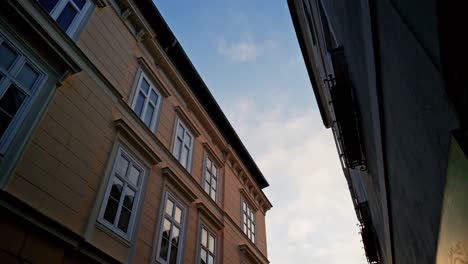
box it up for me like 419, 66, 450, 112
114, 118, 161, 164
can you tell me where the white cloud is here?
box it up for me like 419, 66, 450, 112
223, 97, 367, 264
216, 35, 275, 62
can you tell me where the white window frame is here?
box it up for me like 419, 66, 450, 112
172, 118, 194, 171
130, 71, 162, 132
38, 0, 93, 38
202, 154, 218, 202
156, 192, 187, 264
0, 33, 47, 154
97, 146, 145, 241
241, 198, 256, 243
197, 224, 216, 264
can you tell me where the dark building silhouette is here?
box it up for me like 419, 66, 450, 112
288, 1, 468, 263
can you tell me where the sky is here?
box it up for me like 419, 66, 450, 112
153, 1, 367, 263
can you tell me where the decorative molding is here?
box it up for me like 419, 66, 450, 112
202, 143, 223, 168
93, 0, 107, 8
239, 244, 268, 264
114, 119, 161, 164
240, 188, 259, 212
161, 166, 197, 203
196, 202, 224, 230
174, 106, 201, 137
136, 57, 171, 97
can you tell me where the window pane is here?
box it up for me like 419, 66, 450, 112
174, 206, 182, 224
117, 207, 131, 233
210, 190, 216, 201
17, 63, 39, 90
206, 158, 211, 170
171, 226, 180, 246
109, 178, 123, 200
38, 0, 59, 13
169, 227, 180, 264
159, 219, 171, 261
208, 235, 215, 253
211, 178, 217, 189
0, 43, 18, 70
208, 255, 213, 264
56, 3, 78, 31
0, 106, 12, 139
174, 138, 182, 159
73, 0, 86, 9
180, 146, 188, 168
212, 166, 217, 177
201, 228, 207, 247
162, 219, 171, 239
116, 155, 129, 176
184, 133, 192, 146
0, 84, 26, 117
204, 182, 210, 194
143, 103, 155, 127
169, 244, 178, 264
103, 197, 119, 224
252, 233, 255, 243
149, 90, 158, 104
140, 77, 150, 94
133, 92, 145, 117
128, 165, 140, 186
200, 249, 207, 264
177, 124, 184, 138
122, 188, 135, 209
243, 202, 246, 212
165, 199, 174, 216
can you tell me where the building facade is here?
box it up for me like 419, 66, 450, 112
0, 0, 272, 263
289, 0, 468, 264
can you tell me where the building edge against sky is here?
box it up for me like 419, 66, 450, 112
0, 0, 272, 263
289, 0, 468, 264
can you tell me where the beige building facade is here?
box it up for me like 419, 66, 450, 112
0, 0, 272, 263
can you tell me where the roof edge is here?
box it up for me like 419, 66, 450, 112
134, 0, 269, 188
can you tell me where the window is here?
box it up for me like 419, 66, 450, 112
157, 193, 186, 264
98, 147, 145, 240
203, 156, 218, 201
38, 0, 92, 36
0, 34, 46, 153
198, 225, 216, 264
131, 72, 162, 131
172, 119, 194, 170
241, 199, 256, 243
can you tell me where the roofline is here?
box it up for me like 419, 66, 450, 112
134, 0, 269, 188
287, 0, 329, 128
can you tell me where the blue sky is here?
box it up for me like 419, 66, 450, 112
154, 1, 367, 263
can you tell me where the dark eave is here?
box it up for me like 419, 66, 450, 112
287, 0, 329, 128
134, 0, 269, 189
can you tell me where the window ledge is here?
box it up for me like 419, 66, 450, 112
95, 221, 131, 248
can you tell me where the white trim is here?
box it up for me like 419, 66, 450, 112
130, 70, 163, 132
0, 32, 48, 154
171, 118, 194, 172
97, 145, 146, 241
155, 191, 187, 264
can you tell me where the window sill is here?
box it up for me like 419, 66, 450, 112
95, 221, 131, 248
